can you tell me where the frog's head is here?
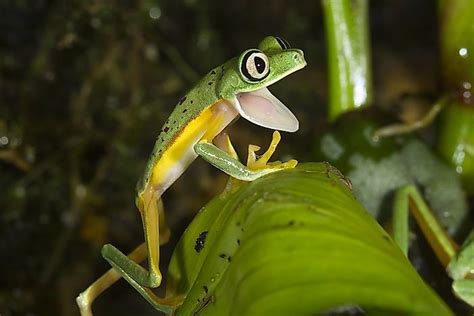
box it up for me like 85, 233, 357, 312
217, 36, 307, 132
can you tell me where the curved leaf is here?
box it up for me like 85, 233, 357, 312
166, 163, 452, 315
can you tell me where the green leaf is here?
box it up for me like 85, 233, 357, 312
166, 163, 452, 315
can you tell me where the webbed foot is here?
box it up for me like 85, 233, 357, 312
246, 131, 298, 171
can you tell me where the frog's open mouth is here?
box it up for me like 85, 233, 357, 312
232, 87, 299, 132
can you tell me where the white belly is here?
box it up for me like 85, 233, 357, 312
154, 100, 238, 196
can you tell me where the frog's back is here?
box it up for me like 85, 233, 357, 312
136, 65, 227, 195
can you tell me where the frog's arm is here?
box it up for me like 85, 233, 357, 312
195, 130, 297, 181
391, 185, 474, 306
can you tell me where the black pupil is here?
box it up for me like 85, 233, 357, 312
254, 56, 265, 74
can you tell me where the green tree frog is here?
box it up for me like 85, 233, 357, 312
77, 36, 307, 315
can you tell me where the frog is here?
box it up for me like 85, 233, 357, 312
77, 36, 307, 315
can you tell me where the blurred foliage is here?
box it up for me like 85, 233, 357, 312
312, 110, 469, 236
310, 109, 473, 314
0, 0, 470, 315
437, 0, 474, 194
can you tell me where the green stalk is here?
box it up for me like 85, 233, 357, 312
438, 0, 474, 194
322, 0, 372, 121
438, 0, 474, 92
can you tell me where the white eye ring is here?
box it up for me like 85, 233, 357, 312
240, 50, 270, 82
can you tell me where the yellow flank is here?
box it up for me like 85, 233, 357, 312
150, 103, 221, 187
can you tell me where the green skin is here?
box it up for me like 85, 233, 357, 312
77, 36, 307, 316
391, 186, 474, 307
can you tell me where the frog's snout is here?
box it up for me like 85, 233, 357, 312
270, 48, 307, 74
291, 49, 307, 68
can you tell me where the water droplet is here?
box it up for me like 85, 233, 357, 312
149, 7, 162, 20
463, 82, 472, 90
459, 48, 468, 58
463, 91, 471, 99
0, 136, 8, 145
456, 166, 463, 173
216, 273, 220, 277
210, 277, 215, 283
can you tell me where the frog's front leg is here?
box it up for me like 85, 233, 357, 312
391, 185, 473, 306
195, 130, 297, 181
214, 132, 239, 160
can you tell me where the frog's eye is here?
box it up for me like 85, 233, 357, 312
275, 36, 291, 50
240, 50, 270, 82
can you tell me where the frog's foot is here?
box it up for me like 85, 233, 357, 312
246, 131, 298, 171
77, 243, 181, 316
195, 131, 296, 183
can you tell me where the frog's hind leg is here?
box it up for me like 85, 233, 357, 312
77, 243, 147, 316
85, 190, 180, 315
77, 199, 172, 315
101, 187, 162, 286
77, 239, 180, 316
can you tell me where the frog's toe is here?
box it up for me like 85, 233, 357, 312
268, 159, 298, 170
281, 159, 298, 169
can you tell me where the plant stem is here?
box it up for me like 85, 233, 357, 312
322, 0, 372, 121
438, 0, 474, 95
437, 0, 474, 193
